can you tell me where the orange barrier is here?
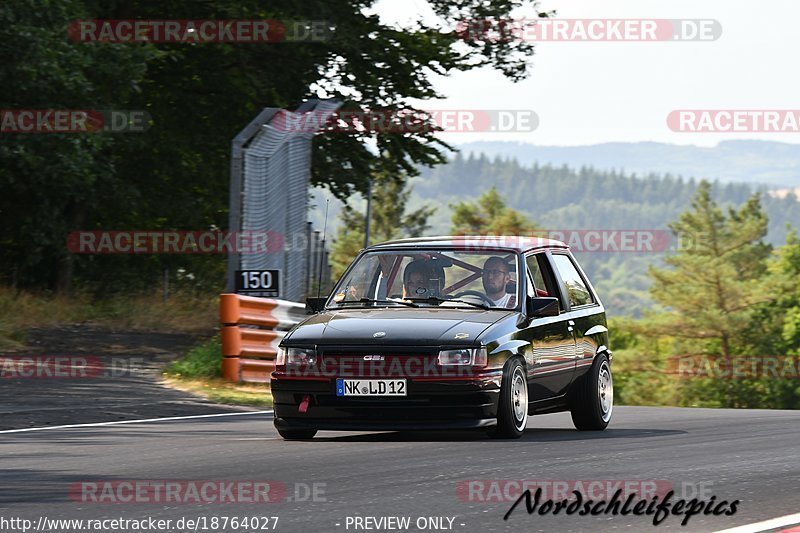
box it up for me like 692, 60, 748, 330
222, 327, 282, 359
240, 359, 276, 384
220, 294, 281, 328
219, 294, 305, 383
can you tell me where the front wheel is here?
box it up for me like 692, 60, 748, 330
570, 354, 613, 431
489, 358, 528, 439
276, 427, 317, 440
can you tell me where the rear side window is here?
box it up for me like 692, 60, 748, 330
551, 254, 594, 307
525, 254, 550, 297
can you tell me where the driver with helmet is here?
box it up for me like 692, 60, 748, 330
402, 260, 445, 299
482, 256, 516, 308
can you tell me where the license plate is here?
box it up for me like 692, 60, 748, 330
336, 379, 406, 397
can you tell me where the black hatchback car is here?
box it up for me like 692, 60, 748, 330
271, 235, 612, 439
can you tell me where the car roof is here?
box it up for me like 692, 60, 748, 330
366, 235, 568, 253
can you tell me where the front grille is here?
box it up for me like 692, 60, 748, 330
317, 346, 437, 356
319, 353, 438, 378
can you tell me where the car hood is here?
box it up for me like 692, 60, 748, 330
284, 308, 514, 346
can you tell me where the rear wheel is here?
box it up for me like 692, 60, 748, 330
276, 427, 317, 440
489, 358, 528, 439
570, 354, 613, 431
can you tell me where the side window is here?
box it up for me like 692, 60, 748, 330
336, 254, 381, 302
525, 254, 550, 297
551, 254, 594, 307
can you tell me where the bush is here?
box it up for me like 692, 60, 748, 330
167, 336, 222, 378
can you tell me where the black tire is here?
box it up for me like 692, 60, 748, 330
570, 353, 613, 431
489, 357, 528, 439
276, 427, 317, 440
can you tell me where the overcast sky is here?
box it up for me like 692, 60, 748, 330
375, 0, 800, 147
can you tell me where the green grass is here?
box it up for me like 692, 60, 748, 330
204, 382, 273, 407
162, 377, 273, 407
0, 285, 273, 407
0, 286, 218, 349
166, 336, 222, 378
164, 337, 277, 407
0, 287, 91, 349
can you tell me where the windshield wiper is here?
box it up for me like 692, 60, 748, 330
336, 298, 419, 308
411, 296, 491, 310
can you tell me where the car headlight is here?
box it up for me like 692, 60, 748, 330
437, 347, 487, 366
277, 347, 316, 366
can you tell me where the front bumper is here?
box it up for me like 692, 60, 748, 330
271, 373, 502, 431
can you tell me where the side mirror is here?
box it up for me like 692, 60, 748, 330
305, 297, 327, 314
526, 296, 560, 318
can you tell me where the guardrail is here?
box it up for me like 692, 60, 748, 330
219, 294, 305, 383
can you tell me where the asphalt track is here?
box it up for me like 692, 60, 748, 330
0, 326, 243, 431
2, 406, 799, 533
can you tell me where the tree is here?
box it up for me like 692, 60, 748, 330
330, 172, 434, 280
450, 187, 537, 235
0, 0, 155, 291
748, 229, 800, 359
1, 0, 551, 292
738, 230, 800, 409
645, 181, 774, 407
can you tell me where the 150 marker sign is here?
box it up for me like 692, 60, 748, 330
235, 270, 280, 297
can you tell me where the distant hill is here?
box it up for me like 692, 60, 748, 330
408, 153, 800, 316
455, 140, 800, 188
311, 148, 800, 316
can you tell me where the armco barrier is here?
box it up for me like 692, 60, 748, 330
219, 294, 305, 383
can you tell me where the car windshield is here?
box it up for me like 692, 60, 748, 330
329, 248, 521, 310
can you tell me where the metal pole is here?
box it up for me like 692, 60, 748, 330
305, 221, 313, 298
226, 142, 243, 293
316, 200, 330, 299
364, 178, 373, 248
312, 230, 320, 293
323, 250, 330, 293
